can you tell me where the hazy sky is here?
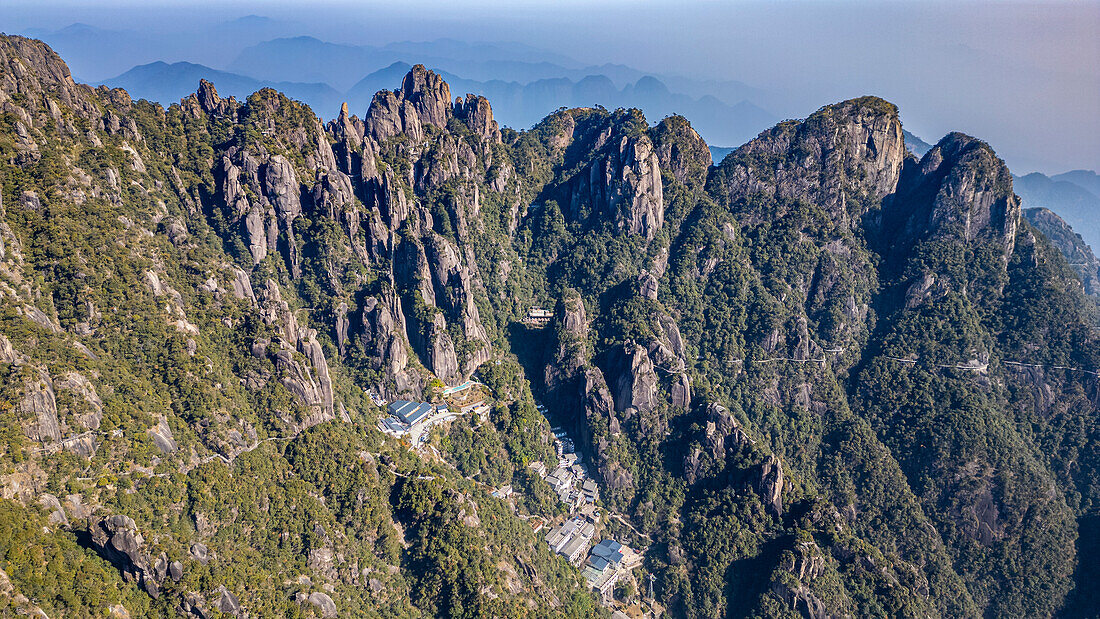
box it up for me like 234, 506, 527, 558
3, 0, 1098, 174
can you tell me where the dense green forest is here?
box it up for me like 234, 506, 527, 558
0, 34, 1097, 618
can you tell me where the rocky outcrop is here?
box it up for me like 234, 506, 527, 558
195, 79, 235, 118
215, 586, 241, 616
545, 290, 588, 391
565, 114, 665, 239
55, 371, 103, 430
300, 591, 337, 618
20, 369, 60, 443
713, 97, 906, 230
89, 515, 160, 597
147, 415, 178, 454
366, 64, 452, 143
214, 147, 307, 274
581, 367, 633, 494
412, 311, 460, 385
0, 35, 98, 120
359, 291, 418, 395
256, 281, 335, 422
885, 132, 1020, 264
606, 341, 659, 415
770, 541, 832, 619
454, 94, 501, 142
758, 455, 785, 516
651, 115, 712, 189
683, 403, 753, 484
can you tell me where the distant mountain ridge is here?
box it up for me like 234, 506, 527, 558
103, 61, 344, 115
1013, 170, 1100, 253
903, 129, 933, 156
1052, 169, 1100, 198
103, 58, 778, 148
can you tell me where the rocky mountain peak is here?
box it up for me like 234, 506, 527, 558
711, 95, 906, 229
400, 63, 451, 125
0, 35, 96, 118
553, 108, 665, 239
196, 78, 220, 113
651, 115, 712, 189
366, 64, 454, 142
887, 131, 1020, 259
454, 93, 501, 142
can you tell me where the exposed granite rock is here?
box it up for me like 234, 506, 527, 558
215, 585, 240, 615
545, 290, 588, 391
228, 267, 256, 305
366, 64, 451, 143
758, 455, 785, 516
400, 64, 452, 129
89, 515, 159, 597
190, 542, 210, 564
335, 301, 349, 356
568, 118, 665, 239
454, 93, 501, 142
360, 294, 404, 366
607, 341, 658, 414
38, 493, 67, 525
714, 97, 905, 231
684, 402, 754, 484
885, 132, 1020, 264
0, 334, 23, 364
55, 370, 103, 430
0, 35, 98, 119
20, 368, 60, 443
147, 415, 177, 454
306, 591, 337, 617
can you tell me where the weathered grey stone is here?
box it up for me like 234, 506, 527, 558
20, 369, 60, 443
308, 591, 337, 617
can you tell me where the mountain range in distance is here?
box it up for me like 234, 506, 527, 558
1013, 169, 1100, 253
36, 21, 1099, 259
102, 58, 778, 150
102, 61, 346, 116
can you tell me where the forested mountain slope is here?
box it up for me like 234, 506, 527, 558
0, 34, 1098, 618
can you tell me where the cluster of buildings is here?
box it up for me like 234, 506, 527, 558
376, 381, 490, 444
544, 520, 639, 602
524, 307, 554, 328
545, 516, 596, 563
378, 399, 454, 444
583, 540, 627, 600
380, 400, 434, 434
545, 459, 599, 510
537, 409, 637, 601
531, 421, 600, 510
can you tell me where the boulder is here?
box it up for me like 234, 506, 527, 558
89, 515, 159, 597
308, 591, 337, 617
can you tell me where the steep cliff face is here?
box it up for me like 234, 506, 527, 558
883, 133, 1020, 270
712, 97, 906, 229
651, 115, 712, 190
537, 108, 666, 239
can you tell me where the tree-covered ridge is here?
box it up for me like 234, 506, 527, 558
0, 33, 1097, 619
